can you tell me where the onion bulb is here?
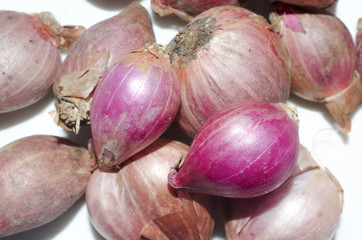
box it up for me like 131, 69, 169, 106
221, 145, 344, 240
90, 43, 180, 170
166, 6, 291, 137
269, 3, 362, 133
52, 2, 155, 134
168, 101, 299, 198
86, 139, 216, 240
0, 11, 61, 113
0, 135, 94, 237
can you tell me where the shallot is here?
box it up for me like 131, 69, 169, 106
166, 6, 291, 137
0, 11, 61, 113
221, 145, 344, 240
90, 43, 181, 170
269, 3, 362, 133
0, 135, 94, 237
168, 101, 299, 198
52, 2, 155, 134
151, 0, 248, 21
86, 139, 216, 240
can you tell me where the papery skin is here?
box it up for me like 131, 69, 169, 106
151, 0, 248, 21
270, 3, 362, 133
221, 145, 344, 240
0, 135, 94, 237
86, 139, 216, 240
0, 10, 61, 113
356, 19, 362, 78
90, 43, 181, 170
52, 2, 155, 134
269, 0, 336, 8
168, 101, 299, 198
166, 6, 291, 137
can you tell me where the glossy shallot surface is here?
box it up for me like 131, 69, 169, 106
168, 101, 299, 198
90, 43, 181, 170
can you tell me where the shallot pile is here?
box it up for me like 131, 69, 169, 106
2, 0, 360, 239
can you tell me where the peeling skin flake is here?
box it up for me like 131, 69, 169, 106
52, 49, 110, 134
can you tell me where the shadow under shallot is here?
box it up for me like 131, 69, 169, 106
151, 11, 187, 31
160, 121, 193, 146
244, 0, 271, 20
65, 126, 93, 149
212, 197, 227, 239
0, 90, 55, 131
1, 195, 86, 240
88, 219, 106, 240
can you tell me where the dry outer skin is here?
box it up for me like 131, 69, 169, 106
166, 6, 258, 65
0, 135, 94, 237
324, 71, 362, 133
167, 16, 216, 64
34, 12, 86, 50
51, 49, 110, 133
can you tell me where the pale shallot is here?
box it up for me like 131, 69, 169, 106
86, 139, 216, 240
221, 145, 343, 240
166, 6, 291, 137
270, 3, 362, 133
0, 135, 94, 237
0, 11, 60, 113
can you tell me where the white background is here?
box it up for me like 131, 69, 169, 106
0, 0, 361, 239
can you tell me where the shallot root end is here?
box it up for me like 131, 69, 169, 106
324, 70, 362, 133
